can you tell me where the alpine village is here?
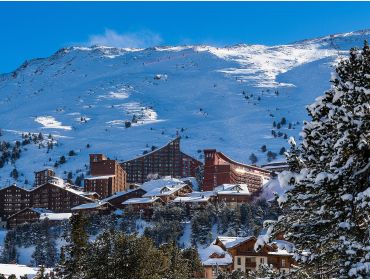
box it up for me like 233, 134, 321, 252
0, 31, 369, 279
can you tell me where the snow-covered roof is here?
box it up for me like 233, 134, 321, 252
71, 201, 111, 211
172, 195, 210, 204
214, 184, 250, 196
122, 197, 161, 205
140, 177, 185, 192
85, 175, 115, 180
102, 188, 142, 202
39, 212, 72, 221
142, 183, 189, 197
199, 242, 233, 266
217, 235, 255, 249
32, 180, 95, 202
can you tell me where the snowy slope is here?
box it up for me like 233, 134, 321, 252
0, 30, 369, 187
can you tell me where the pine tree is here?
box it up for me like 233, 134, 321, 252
270, 42, 370, 278
62, 213, 89, 278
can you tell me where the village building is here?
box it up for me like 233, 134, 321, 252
214, 184, 252, 205
261, 161, 290, 174
101, 188, 146, 209
200, 236, 295, 279
7, 208, 53, 228
121, 197, 164, 216
171, 191, 216, 210
203, 149, 272, 192
84, 154, 127, 198
31, 181, 95, 213
34, 168, 55, 187
142, 183, 193, 203
120, 137, 202, 184
71, 201, 115, 215
0, 184, 31, 220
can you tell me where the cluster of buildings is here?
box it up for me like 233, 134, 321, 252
200, 235, 296, 278
0, 137, 289, 228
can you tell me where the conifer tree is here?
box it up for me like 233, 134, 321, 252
270, 42, 370, 278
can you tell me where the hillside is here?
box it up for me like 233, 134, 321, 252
0, 30, 369, 187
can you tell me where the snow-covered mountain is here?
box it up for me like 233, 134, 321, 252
0, 30, 369, 186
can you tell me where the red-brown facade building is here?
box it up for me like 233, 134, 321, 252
203, 149, 271, 192
120, 137, 202, 184
34, 169, 55, 187
0, 185, 31, 220
84, 154, 127, 198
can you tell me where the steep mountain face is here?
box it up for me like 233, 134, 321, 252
0, 30, 369, 186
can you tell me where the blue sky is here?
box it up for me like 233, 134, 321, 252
1, 1, 370, 73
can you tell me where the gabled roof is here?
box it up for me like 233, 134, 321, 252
0, 184, 31, 192
31, 180, 95, 202
39, 213, 72, 221
85, 175, 115, 180
7, 207, 53, 220
142, 183, 189, 197
122, 197, 162, 205
199, 242, 233, 267
215, 184, 250, 196
101, 188, 144, 202
71, 201, 112, 211
216, 235, 256, 249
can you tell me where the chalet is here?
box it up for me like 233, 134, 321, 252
215, 184, 252, 205
142, 183, 192, 203
7, 208, 53, 228
71, 201, 115, 215
102, 188, 146, 209
201, 236, 295, 278
121, 197, 164, 216
171, 191, 216, 210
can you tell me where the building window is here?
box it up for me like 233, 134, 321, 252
237, 257, 241, 265
260, 258, 264, 264
282, 259, 286, 267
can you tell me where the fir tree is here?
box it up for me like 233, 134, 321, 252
270, 42, 370, 278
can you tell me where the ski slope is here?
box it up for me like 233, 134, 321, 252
0, 30, 369, 187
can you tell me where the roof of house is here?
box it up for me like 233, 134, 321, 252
142, 183, 189, 197
268, 240, 295, 256
140, 177, 185, 192
102, 188, 144, 202
215, 184, 250, 196
216, 235, 256, 249
199, 242, 233, 267
172, 195, 211, 204
39, 213, 72, 221
32, 179, 95, 202
85, 175, 115, 180
71, 201, 111, 211
7, 207, 53, 219
122, 197, 162, 205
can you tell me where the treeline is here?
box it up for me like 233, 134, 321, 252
55, 214, 204, 279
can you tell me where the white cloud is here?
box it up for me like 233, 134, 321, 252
86, 29, 162, 48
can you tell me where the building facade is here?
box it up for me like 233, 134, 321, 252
84, 154, 127, 198
0, 185, 31, 220
31, 182, 94, 212
202, 236, 295, 278
34, 169, 55, 187
120, 137, 202, 184
203, 149, 271, 192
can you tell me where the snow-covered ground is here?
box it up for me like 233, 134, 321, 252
0, 263, 49, 278
0, 30, 369, 187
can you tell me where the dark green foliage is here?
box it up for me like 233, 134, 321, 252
261, 145, 267, 153
249, 153, 258, 164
